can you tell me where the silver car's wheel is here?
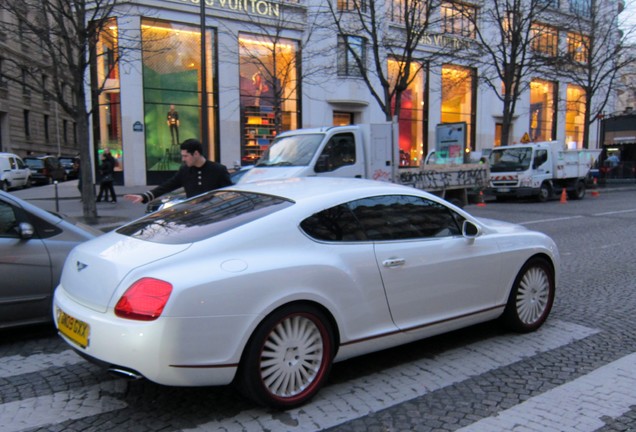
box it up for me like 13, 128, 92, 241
0, 181, 8, 192
236, 304, 334, 408
502, 257, 554, 332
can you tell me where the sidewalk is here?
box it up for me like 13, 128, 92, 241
11, 180, 151, 232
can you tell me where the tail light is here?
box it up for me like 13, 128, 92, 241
115, 278, 173, 321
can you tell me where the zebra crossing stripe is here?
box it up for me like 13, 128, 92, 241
0, 381, 127, 432
0, 350, 83, 378
456, 352, 636, 431
184, 320, 598, 431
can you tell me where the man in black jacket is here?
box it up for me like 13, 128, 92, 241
124, 139, 232, 204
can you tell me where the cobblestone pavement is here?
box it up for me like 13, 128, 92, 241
1, 183, 635, 431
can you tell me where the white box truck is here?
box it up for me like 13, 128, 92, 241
487, 142, 601, 202
238, 122, 489, 207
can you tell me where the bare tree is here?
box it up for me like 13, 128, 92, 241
322, 0, 449, 121
551, 0, 636, 148
0, 0, 132, 220
457, 0, 553, 146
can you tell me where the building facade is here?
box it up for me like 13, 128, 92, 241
2, 0, 629, 185
0, 9, 76, 157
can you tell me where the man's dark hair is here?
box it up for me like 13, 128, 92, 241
180, 139, 203, 155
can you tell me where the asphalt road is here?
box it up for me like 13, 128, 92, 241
1, 185, 635, 431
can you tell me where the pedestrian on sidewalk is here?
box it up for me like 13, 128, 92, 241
124, 139, 232, 204
96, 152, 117, 203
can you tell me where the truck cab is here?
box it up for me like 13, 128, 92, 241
487, 142, 598, 202
238, 124, 395, 184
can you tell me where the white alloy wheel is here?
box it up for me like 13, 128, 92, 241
502, 257, 555, 332
236, 304, 334, 408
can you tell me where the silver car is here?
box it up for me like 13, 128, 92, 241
0, 190, 101, 329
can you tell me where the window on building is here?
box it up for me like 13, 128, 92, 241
389, 59, 426, 166
23, 110, 30, 138
44, 114, 49, 141
337, 0, 366, 12
389, 0, 429, 25
333, 112, 354, 125
531, 24, 558, 57
140, 19, 216, 177
91, 18, 123, 172
41, 74, 48, 100
537, 0, 559, 8
495, 123, 502, 147
239, 32, 299, 166
567, 32, 589, 63
338, 35, 366, 77
21, 67, 29, 95
529, 79, 557, 141
0, 57, 4, 84
566, 84, 586, 149
441, 2, 476, 38
441, 64, 475, 151
63, 119, 68, 144
569, 0, 590, 16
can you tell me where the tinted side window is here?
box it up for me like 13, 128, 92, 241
315, 133, 356, 173
300, 204, 366, 241
349, 195, 463, 240
0, 201, 18, 237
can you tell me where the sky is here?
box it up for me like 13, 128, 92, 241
622, 0, 636, 43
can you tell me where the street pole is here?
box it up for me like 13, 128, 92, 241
200, 0, 209, 156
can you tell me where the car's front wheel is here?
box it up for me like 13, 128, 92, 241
502, 257, 555, 333
235, 304, 334, 409
0, 181, 8, 192
537, 182, 551, 202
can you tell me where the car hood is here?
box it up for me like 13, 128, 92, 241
475, 217, 528, 234
238, 166, 310, 183
59, 232, 191, 313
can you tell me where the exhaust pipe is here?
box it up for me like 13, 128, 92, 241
108, 367, 143, 380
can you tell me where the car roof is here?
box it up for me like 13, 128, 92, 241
225, 177, 421, 204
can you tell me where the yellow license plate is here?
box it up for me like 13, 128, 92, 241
57, 308, 90, 348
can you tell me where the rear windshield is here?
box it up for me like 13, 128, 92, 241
116, 190, 293, 244
25, 159, 44, 168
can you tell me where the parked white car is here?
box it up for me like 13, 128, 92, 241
0, 152, 31, 191
54, 177, 558, 408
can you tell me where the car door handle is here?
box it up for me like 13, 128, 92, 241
382, 258, 405, 268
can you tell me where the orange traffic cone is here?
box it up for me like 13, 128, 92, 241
560, 188, 568, 203
476, 191, 486, 207
591, 177, 600, 197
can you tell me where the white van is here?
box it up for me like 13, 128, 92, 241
0, 153, 31, 191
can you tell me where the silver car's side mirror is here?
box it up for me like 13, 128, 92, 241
462, 220, 480, 238
18, 222, 35, 239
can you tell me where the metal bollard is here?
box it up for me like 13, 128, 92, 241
54, 181, 59, 212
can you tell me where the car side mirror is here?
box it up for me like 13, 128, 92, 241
18, 222, 35, 239
462, 220, 480, 238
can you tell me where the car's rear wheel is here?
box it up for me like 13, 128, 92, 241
568, 180, 585, 200
235, 304, 334, 408
502, 257, 554, 333
1, 181, 8, 192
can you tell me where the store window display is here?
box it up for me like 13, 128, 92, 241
141, 19, 216, 174
239, 33, 299, 165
